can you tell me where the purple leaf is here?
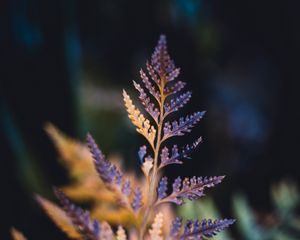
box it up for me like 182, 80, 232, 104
166, 67, 180, 82
164, 91, 192, 116
163, 111, 206, 140
161, 176, 225, 205
181, 137, 202, 159
53, 188, 101, 240
159, 145, 182, 168
169, 217, 182, 238
164, 81, 186, 96
139, 69, 160, 102
151, 35, 175, 76
86, 133, 122, 185
121, 179, 131, 197
180, 218, 235, 239
160, 138, 202, 168
146, 61, 160, 86
132, 187, 142, 212
158, 177, 168, 199
133, 80, 160, 122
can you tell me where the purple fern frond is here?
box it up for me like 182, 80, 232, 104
86, 133, 123, 185
169, 217, 182, 238
180, 218, 235, 239
151, 35, 176, 76
146, 61, 160, 86
163, 111, 206, 140
159, 176, 225, 205
166, 67, 180, 82
132, 187, 142, 212
159, 145, 182, 168
181, 137, 202, 158
164, 81, 186, 96
159, 138, 202, 168
133, 80, 160, 123
53, 188, 101, 240
158, 177, 168, 199
164, 91, 192, 116
121, 179, 131, 197
139, 69, 160, 101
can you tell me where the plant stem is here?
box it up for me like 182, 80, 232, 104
139, 80, 165, 239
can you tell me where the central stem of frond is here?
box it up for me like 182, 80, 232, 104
139, 76, 166, 240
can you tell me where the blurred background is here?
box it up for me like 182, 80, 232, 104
1, 0, 300, 239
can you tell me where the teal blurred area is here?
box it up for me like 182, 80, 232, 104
1, 0, 300, 239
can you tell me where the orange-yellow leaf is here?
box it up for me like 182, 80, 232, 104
123, 90, 156, 148
35, 195, 81, 239
45, 123, 95, 179
10, 228, 27, 240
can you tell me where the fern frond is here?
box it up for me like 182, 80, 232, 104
163, 111, 205, 141
87, 133, 123, 185
87, 133, 141, 213
151, 35, 176, 77
132, 187, 143, 212
45, 123, 95, 179
164, 81, 186, 96
35, 195, 81, 239
11, 228, 27, 240
159, 137, 202, 169
180, 218, 235, 239
139, 69, 160, 102
116, 226, 127, 240
123, 90, 157, 148
157, 176, 225, 205
168, 217, 182, 239
149, 212, 164, 240
146, 61, 160, 86
157, 177, 168, 200
164, 91, 192, 116
53, 188, 101, 240
133, 80, 160, 123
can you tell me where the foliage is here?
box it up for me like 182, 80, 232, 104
11, 35, 234, 239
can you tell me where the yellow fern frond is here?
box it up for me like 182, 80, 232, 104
123, 90, 156, 148
10, 228, 27, 240
91, 205, 136, 226
35, 195, 81, 239
116, 226, 127, 240
45, 123, 95, 179
149, 212, 164, 240
61, 177, 115, 203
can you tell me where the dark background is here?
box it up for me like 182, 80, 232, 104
1, 0, 300, 239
